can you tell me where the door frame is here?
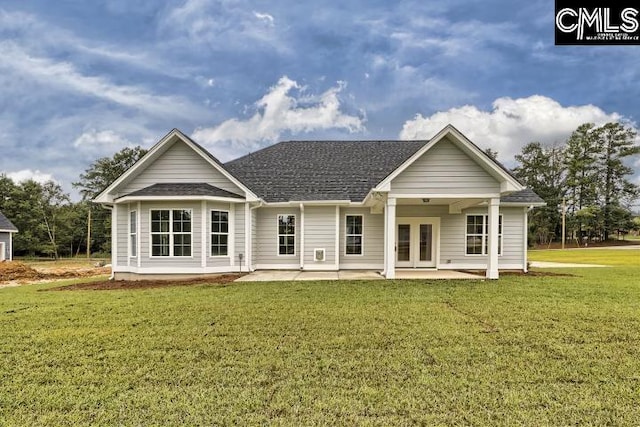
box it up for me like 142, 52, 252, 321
395, 217, 440, 268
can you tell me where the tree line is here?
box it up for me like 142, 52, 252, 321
1, 123, 638, 257
514, 122, 640, 245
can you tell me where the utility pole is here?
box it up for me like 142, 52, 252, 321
87, 209, 91, 259
561, 197, 566, 250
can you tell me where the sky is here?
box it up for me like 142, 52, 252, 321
0, 0, 639, 199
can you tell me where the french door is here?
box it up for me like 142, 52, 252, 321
396, 218, 439, 268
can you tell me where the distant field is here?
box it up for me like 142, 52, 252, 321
1, 253, 639, 425
528, 248, 639, 266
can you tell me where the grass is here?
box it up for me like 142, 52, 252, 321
1, 255, 640, 425
529, 247, 640, 266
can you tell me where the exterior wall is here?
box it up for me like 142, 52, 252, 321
251, 208, 257, 267
116, 204, 129, 266
390, 137, 500, 196
0, 232, 10, 261
303, 206, 337, 269
339, 207, 385, 269
254, 206, 301, 268
119, 140, 243, 196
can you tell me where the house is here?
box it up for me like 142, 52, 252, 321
94, 124, 545, 280
0, 210, 18, 261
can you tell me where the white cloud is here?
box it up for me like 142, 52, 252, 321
253, 11, 275, 26
0, 41, 204, 120
7, 169, 56, 184
73, 129, 134, 155
193, 76, 365, 156
400, 95, 626, 162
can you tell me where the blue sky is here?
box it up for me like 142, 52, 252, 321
0, 0, 638, 198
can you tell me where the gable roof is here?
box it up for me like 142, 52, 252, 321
94, 129, 258, 204
116, 183, 244, 200
0, 210, 18, 232
500, 188, 545, 205
225, 140, 426, 202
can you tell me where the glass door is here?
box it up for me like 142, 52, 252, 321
396, 218, 438, 268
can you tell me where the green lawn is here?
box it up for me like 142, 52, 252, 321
1, 256, 639, 425
529, 247, 640, 266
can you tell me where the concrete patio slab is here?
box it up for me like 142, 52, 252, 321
394, 270, 481, 280
234, 270, 301, 282
338, 270, 384, 280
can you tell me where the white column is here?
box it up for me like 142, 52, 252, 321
201, 201, 207, 268
137, 202, 141, 268
486, 198, 500, 279
523, 206, 528, 273
245, 203, 251, 271
111, 205, 117, 269
334, 205, 340, 270
385, 197, 396, 279
299, 203, 305, 270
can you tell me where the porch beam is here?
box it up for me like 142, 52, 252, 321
385, 197, 396, 279
486, 198, 500, 279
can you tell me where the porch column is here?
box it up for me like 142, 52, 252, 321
487, 197, 500, 279
385, 197, 396, 279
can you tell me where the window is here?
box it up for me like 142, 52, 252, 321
345, 215, 363, 255
211, 210, 229, 256
150, 209, 192, 257
466, 214, 502, 256
277, 214, 296, 255
129, 211, 137, 257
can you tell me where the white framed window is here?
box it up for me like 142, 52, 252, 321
150, 209, 192, 257
465, 214, 502, 256
211, 210, 229, 256
345, 215, 363, 255
277, 214, 296, 256
129, 210, 137, 258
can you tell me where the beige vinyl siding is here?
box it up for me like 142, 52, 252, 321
390, 137, 500, 195
116, 204, 129, 266
303, 206, 336, 267
339, 207, 384, 268
138, 201, 202, 268
120, 140, 243, 196
255, 207, 301, 266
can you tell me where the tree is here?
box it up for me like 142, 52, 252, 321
595, 122, 640, 239
73, 146, 148, 200
514, 142, 566, 244
73, 146, 147, 255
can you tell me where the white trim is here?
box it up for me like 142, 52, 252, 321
94, 129, 258, 203
229, 204, 235, 266
523, 207, 529, 273
115, 195, 245, 204
128, 208, 137, 261
502, 202, 546, 207
148, 208, 194, 258
299, 204, 305, 269
244, 203, 251, 271
276, 213, 297, 257
384, 193, 501, 199
334, 205, 340, 270
303, 265, 339, 271
209, 208, 231, 258
374, 125, 523, 193
487, 198, 500, 279
0, 241, 5, 261
113, 266, 242, 274
201, 201, 207, 268
0, 229, 16, 233
267, 200, 352, 207
111, 205, 117, 268
344, 214, 364, 256
395, 217, 440, 268
136, 202, 141, 268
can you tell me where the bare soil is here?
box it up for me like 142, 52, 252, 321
0, 260, 111, 286
48, 274, 244, 291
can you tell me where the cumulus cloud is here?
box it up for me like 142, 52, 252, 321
73, 129, 135, 154
254, 11, 275, 26
6, 169, 56, 184
400, 95, 627, 162
193, 76, 365, 157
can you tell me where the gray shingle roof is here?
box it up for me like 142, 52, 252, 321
224, 140, 427, 202
0, 210, 18, 232
500, 188, 545, 204
120, 183, 244, 199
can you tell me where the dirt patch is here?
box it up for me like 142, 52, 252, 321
48, 274, 244, 291
0, 260, 111, 286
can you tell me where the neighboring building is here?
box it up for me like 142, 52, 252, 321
94, 125, 545, 280
0, 210, 18, 261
